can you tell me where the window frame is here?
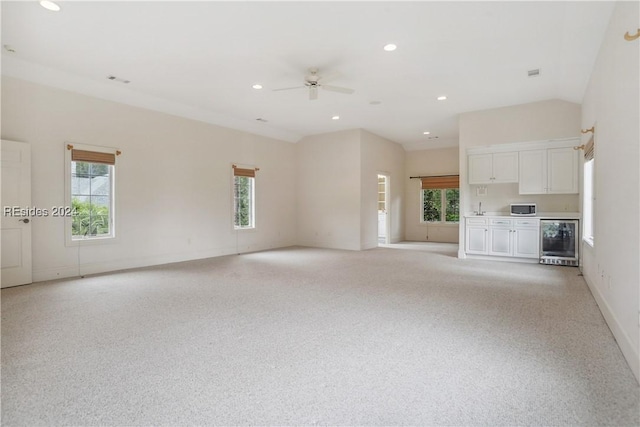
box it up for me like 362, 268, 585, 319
232, 164, 256, 231
420, 188, 460, 224
64, 143, 119, 246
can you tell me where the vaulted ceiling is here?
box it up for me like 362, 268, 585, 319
1, 1, 614, 150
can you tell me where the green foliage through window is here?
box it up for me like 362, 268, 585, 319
72, 198, 110, 236
422, 188, 459, 222
234, 176, 254, 228
422, 189, 442, 222
71, 161, 113, 238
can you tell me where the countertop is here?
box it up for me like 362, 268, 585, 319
464, 212, 581, 220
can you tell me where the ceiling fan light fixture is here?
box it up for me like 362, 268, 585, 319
383, 43, 397, 52
40, 1, 61, 11
272, 68, 353, 100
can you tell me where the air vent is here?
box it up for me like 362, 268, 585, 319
107, 75, 131, 84
527, 69, 541, 78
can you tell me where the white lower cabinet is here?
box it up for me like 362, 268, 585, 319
512, 225, 539, 258
467, 217, 540, 260
488, 220, 512, 256
465, 217, 488, 254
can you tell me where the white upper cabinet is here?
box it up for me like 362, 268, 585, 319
518, 150, 546, 194
547, 147, 579, 194
468, 152, 518, 184
519, 147, 578, 194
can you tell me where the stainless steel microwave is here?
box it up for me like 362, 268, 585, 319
510, 203, 537, 216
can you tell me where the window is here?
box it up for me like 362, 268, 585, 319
67, 146, 116, 241
233, 165, 256, 229
422, 189, 460, 222
583, 136, 595, 245
420, 175, 460, 223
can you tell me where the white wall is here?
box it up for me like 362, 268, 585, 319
405, 147, 460, 243
296, 130, 362, 250
580, 1, 639, 382
1, 77, 297, 281
458, 99, 582, 256
360, 130, 405, 249
468, 183, 579, 215
296, 129, 405, 251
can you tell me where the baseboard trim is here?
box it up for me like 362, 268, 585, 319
464, 254, 539, 264
33, 265, 80, 282
583, 272, 640, 383
32, 242, 295, 283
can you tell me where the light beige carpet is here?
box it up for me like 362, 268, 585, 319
2, 244, 639, 425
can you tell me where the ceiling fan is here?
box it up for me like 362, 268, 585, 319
273, 68, 354, 100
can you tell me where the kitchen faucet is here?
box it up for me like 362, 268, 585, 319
475, 202, 485, 216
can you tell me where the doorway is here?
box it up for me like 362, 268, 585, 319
377, 174, 389, 245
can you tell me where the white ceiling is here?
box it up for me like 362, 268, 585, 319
1, 1, 614, 150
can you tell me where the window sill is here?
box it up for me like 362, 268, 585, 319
66, 235, 118, 247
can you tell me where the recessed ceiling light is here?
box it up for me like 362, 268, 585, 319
332, 115, 340, 120
252, 84, 263, 90
40, 1, 61, 11
423, 131, 431, 135
256, 118, 268, 123
528, 69, 541, 77
437, 96, 447, 101
383, 44, 397, 52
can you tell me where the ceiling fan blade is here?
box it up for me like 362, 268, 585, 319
318, 71, 341, 84
309, 86, 318, 100
272, 86, 305, 92
322, 85, 354, 94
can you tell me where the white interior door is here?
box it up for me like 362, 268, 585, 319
1, 140, 32, 288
